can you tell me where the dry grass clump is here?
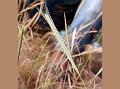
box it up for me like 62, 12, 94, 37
18, 32, 102, 89
18, 0, 102, 89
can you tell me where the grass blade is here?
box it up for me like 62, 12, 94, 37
41, 8, 79, 75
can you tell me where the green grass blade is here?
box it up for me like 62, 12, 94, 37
18, 25, 24, 61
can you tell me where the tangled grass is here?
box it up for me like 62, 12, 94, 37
18, 0, 102, 89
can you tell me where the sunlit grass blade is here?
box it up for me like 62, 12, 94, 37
64, 13, 70, 50
41, 8, 79, 75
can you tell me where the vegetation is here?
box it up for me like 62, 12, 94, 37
18, 0, 102, 89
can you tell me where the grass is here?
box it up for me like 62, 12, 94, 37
18, 25, 24, 61
41, 7, 80, 75
18, 1, 102, 89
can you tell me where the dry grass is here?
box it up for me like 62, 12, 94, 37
18, 0, 102, 89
